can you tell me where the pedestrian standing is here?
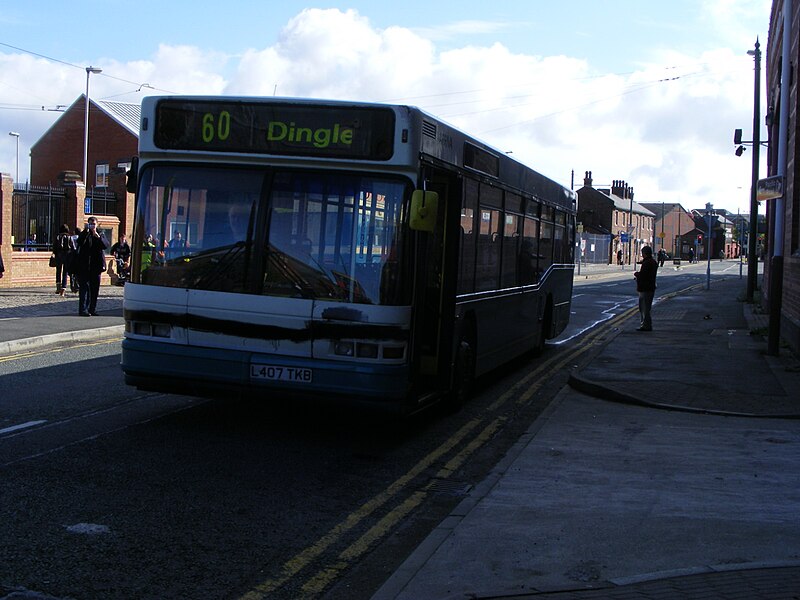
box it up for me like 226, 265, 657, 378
73, 217, 109, 316
633, 245, 658, 332
0, 248, 5, 279
52, 224, 75, 296
69, 228, 81, 292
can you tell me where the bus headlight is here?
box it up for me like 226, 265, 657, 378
356, 343, 379, 359
152, 323, 172, 338
382, 345, 405, 360
133, 321, 151, 336
128, 321, 171, 338
334, 341, 355, 357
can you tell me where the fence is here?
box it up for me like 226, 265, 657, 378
11, 183, 67, 251
576, 232, 612, 264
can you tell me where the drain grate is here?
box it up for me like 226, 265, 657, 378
654, 309, 687, 320
427, 478, 473, 496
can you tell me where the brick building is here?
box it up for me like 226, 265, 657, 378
30, 95, 139, 188
639, 202, 696, 260
576, 171, 655, 264
765, 1, 800, 354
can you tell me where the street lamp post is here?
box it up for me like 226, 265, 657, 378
83, 66, 102, 185
8, 131, 19, 183
746, 40, 761, 302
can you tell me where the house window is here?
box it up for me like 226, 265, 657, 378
96, 163, 109, 188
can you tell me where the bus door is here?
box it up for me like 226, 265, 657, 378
412, 170, 460, 394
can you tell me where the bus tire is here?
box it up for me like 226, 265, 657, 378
447, 339, 475, 411
533, 299, 552, 356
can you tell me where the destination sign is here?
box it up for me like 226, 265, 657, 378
154, 99, 396, 160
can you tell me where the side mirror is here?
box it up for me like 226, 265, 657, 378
409, 190, 439, 232
126, 156, 139, 194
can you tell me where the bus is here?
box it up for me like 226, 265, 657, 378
121, 96, 576, 412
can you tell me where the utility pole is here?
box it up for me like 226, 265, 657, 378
746, 39, 761, 302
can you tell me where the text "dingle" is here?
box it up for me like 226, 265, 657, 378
267, 121, 354, 148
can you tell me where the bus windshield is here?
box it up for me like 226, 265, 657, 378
133, 165, 410, 305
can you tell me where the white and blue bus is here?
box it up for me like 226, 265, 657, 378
121, 96, 576, 412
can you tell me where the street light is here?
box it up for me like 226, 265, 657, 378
744, 40, 760, 302
8, 131, 19, 183
83, 66, 102, 185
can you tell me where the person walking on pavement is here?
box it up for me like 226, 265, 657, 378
634, 245, 658, 332
0, 248, 4, 279
52, 224, 75, 296
74, 217, 109, 316
657, 248, 666, 267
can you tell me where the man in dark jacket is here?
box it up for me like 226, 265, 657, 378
74, 217, 109, 316
633, 245, 658, 332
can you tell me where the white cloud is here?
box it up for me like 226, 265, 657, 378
0, 7, 762, 212
413, 19, 513, 42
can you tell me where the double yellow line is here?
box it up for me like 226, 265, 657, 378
240, 306, 639, 599
0, 336, 122, 363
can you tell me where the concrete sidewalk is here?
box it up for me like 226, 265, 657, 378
373, 276, 800, 599
0, 285, 124, 356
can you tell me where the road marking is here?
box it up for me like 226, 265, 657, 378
0, 420, 47, 435
241, 302, 645, 599
239, 416, 487, 599
0, 337, 122, 363
299, 416, 508, 597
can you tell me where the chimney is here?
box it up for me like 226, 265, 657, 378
611, 179, 626, 197
583, 171, 593, 187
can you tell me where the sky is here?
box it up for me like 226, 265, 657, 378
0, 0, 771, 214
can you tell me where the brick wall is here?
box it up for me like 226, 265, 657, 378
0, 177, 118, 288
766, 0, 800, 355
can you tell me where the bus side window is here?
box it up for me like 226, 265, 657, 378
476, 207, 500, 292
536, 205, 553, 276
458, 179, 478, 294
520, 216, 539, 284
501, 212, 520, 288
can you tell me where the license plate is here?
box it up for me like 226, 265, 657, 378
250, 364, 313, 383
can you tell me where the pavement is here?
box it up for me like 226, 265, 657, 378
0, 284, 124, 356
2, 264, 800, 599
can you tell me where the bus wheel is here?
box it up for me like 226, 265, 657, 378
447, 339, 475, 410
533, 301, 552, 357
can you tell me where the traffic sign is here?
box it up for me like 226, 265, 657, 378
657, 231, 665, 239
620, 233, 630, 243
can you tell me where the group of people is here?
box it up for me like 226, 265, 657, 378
48, 219, 131, 316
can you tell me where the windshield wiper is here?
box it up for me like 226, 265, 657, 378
190, 241, 249, 289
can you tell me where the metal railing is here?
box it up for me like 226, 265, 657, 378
11, 183, 67, 251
